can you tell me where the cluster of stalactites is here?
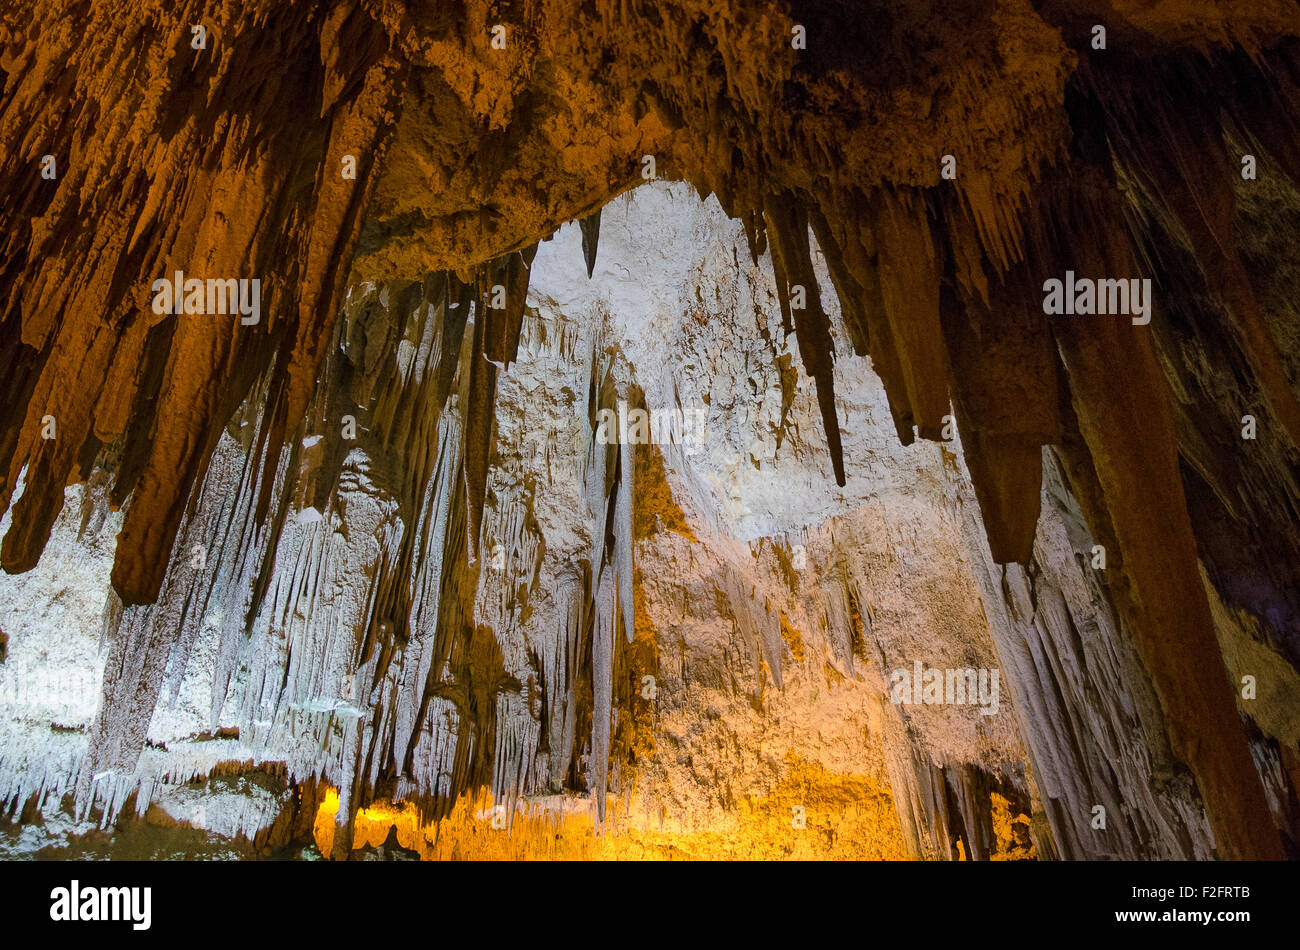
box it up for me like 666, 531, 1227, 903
0, 0, 402, 607
717, 44, 1300, 861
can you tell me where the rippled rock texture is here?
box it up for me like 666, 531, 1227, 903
2, 0, 1300, 860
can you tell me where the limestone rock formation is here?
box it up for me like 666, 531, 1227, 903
2, 0, 1300, 861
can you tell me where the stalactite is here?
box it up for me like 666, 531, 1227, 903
1048, 206, 1285, 859
579, 210, 602, 279
939, 265, 1060, 565
1081, 52, 1300, 451
862, 190, 949, 445
589, 571, 615, 821
763, 192, 844, 485
614, 441, 635, 646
